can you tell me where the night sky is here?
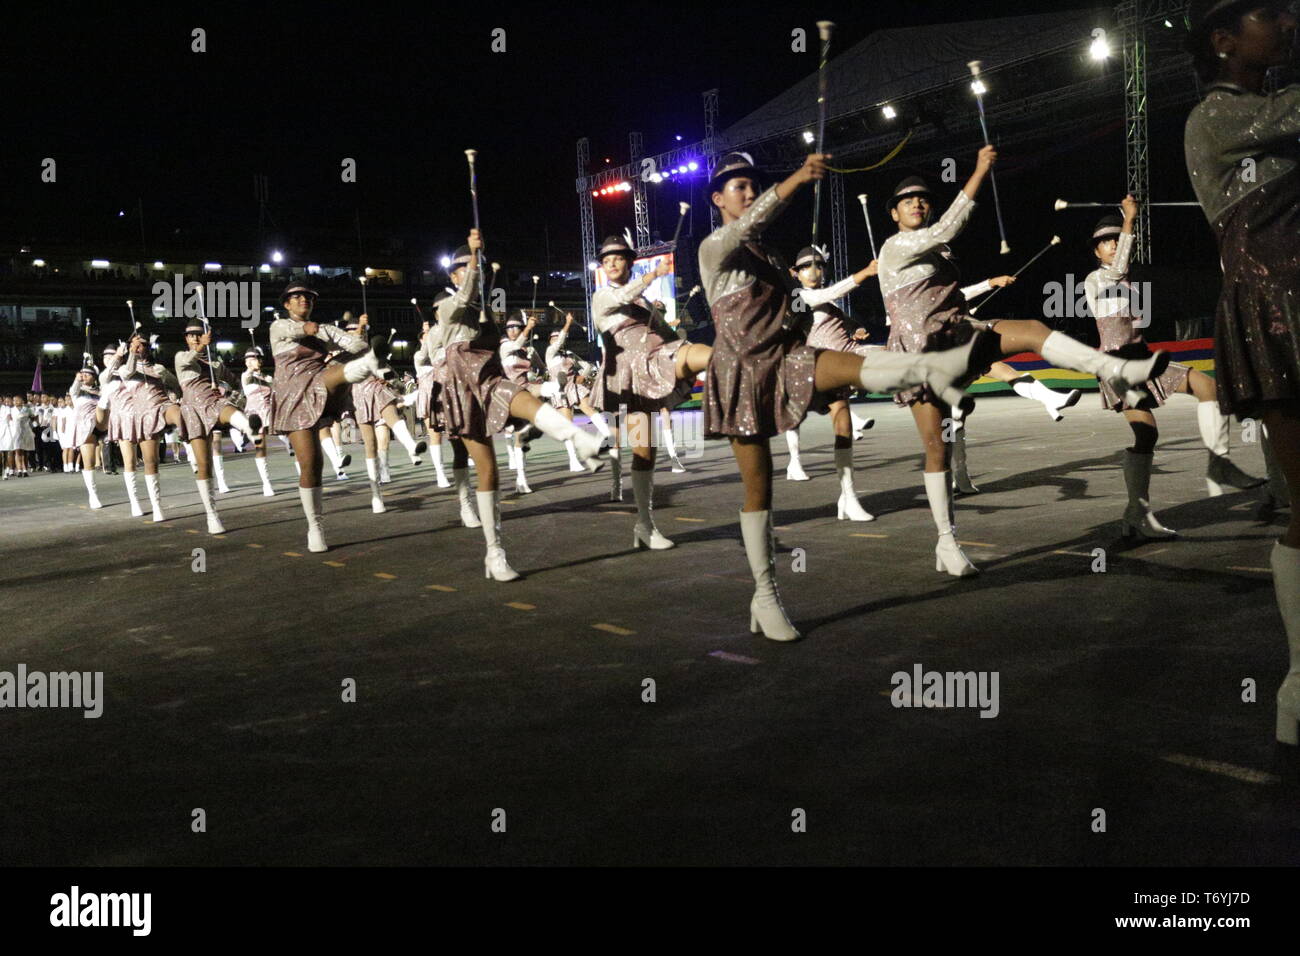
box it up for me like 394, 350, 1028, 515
4, 3, 1132, 259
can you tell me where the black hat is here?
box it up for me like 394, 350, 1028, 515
888, 175, 937, 213
1187, 0, 1263, 39
597, 235, 636, 261
245, 347, 263, 359
1091, 214, 1124, 245
449, 246, 473, 270
280, 281, 319, 305
793, 246, 827, 270
505, 316, 524, 329
709, 151, 761, 193
80, 366, 97, 376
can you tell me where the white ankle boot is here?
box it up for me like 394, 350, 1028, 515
254, 456, 275, 496
366, 458, 386, 513
123, 471, 144, 517
924, 471, 978, 577
535, 404, 607, 472
1197, 401, 1264, 496
82, 470, 102, 509
1039, 331, 1169, 407
454, 467, 481, 527
144, 473, 165, 522
632, 469, 674, 549
1121, 449, 1177, 539
299, 486, 327, 552
834, 447, 874, 521
1010, 374, 1081, 421
785, 429, 810, 481
740, 510, 800, 641
662, 421, 687, 472
850, 410, 875, 438
1271, 541, 1300, 745
478, 490, 520, 581
196, 478, 225, 534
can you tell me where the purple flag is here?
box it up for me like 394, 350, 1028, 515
31, 354, 43, 393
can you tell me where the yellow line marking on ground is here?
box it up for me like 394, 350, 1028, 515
1227, 566, 1271, 573
1144, 547, 1170, 556
1160, 753, 1278, 785
506, 602, 536, 611
185, 529, 199, 534
674, 517, 705, 523
956, 540, 995, 548
374, 572, 397, 580
283, 551, 303, 557
246, 543, 264, 548
323, 560, 346, 568
850, 533, 889, 538
425, 584, 457, 592
1053, 550, 1095, 557
593, 622, 635, 636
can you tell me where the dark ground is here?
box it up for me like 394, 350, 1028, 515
2, 395, 1298, 866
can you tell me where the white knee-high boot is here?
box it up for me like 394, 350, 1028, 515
835, 446, 874, 521
82, 469, 102, 509
950, 423, 979, 495
505, 441, 518, 472
740, 509, 800, 641
212, 452, 230, 493
631, 468, 673, 549
389, 418, 426, 465
144, 473, 165, 522
254, 456, 274, 496
610, 444, 623, 501
1271, 541, 1300, 745
588, 410, 613, 441
227, 409, 259, 442
430, 442, 451, 488
924, 471, 977, 576
277, 434, 293, 454
478, 490, 520, 581
378, 443, 392, 484
1197, 401, 1264, 496
515, 447, 533, 495
183, 442, 198, 473
366, 458, 386, 513
1038, 332, 1169, 407
320, 435, 350, 478
565, 438, 585, 471
195, 478, 225, 534
298, 486, 327, 552
785, 429, 809, 481
661, 416, 686, 472
454, 467, 481, 527
856, 337, 987, 407
534, 404, 607, 472
1010, 374, 1081, 422
1120, 449, 1177, 539
123, 470, 144, 516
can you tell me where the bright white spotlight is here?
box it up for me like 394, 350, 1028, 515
91, 259, 109, 269
203, 263, 221, 271
307, 264, 321, 274
271, 250, 283, 263
1090, 35, 1111, 60
32, 258, 45, 267
43, 343, 64, 353
882, 104, 897, 119
259, 264, 271, 273
970, 79, 987, 95
216, 340, 234, 351
153, 260, 164, 269
440, 256, 452, 269
802, 130, 815, 144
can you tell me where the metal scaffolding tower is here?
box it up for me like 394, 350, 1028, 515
828, 171, 850, 317
576, 137, 597, 332
703, 88, 720, 231
629, 131, 651, 248
1119, 1, 1152, 263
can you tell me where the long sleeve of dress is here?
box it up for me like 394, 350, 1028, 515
886, 192, 976, 265
1084, 232, 1134, 318
959, 279, 992, 300
795, 274, 860, 309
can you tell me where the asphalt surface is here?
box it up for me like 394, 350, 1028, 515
2, 394, 1298, 865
